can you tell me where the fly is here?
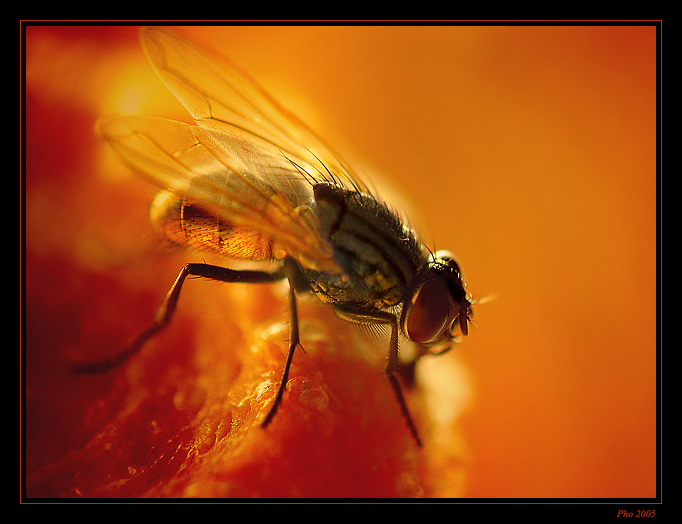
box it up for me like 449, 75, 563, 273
74, 27, 474, 447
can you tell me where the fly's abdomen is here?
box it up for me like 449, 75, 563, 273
150, 190, 274, 260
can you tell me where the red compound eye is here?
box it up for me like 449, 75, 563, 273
404, 278, 450, 344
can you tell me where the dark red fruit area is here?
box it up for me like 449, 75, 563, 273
25, 247, 465, 497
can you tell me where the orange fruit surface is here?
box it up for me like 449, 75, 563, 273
24, 24, 658, 499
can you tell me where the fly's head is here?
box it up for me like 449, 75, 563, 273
400, 250, 473, 357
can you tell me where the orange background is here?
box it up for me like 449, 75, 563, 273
24, 24, 658, 498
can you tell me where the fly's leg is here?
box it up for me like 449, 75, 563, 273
72, 262, 285, 374
261, 257, 302, 429
333, 307, 423, 447
382, 312, 423, 447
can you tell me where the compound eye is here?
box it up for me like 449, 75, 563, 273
404, 278, 450, 344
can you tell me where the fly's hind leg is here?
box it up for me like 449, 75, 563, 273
72, 262, 285, 375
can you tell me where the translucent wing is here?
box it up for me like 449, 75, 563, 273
139, 26, 368, 195
99, 114, 340, 273
98, 26, 369, 273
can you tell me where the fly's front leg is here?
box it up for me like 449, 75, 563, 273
381, 312, 423, 448
334, 307, 423, 447
72, 262, 285, 374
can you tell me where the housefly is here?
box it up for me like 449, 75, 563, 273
75, 27, 474, 447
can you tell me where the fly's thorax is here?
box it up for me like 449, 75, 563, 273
311, 183, 423, 309
149, 190, 274, 260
